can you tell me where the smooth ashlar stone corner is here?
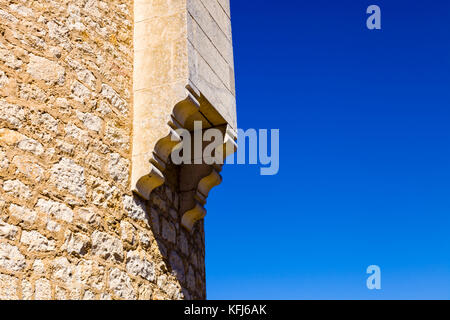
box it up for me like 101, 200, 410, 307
132, 1, 237, 232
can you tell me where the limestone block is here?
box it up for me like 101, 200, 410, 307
50, 158, 86, 200
199, 0, 232, 40
91, 231, 124, 262
0, 148, 8, 169
89, 176, 119, 207
0, 101, 25, 128
0, 243, 26, 272
0, 274, 18, 300
120, 221, 136, 245
83, 291, 96, 300
0, 129, 43, 155
35, 278, 51, 300
138, 283, 153, 300
52, 257, 74, 283
62, 231, 90, 256
71, 81, 91, 103
126, 250, 155, 282
0, 47, 21, 68
109, 268, 136, 300
0, 219, 19, 240
162, 218, 177, 244
74, 260, 106, 291
27, 54, 65, 85
36, 199, 73, 223
20, 230, 56, 252
76, 111, 102, 132
32, 260, 46, 274
12, 155, 44, 182
21, 279, 33, 300
123, 195, 148, 221
108, 153, 130, 186
46, 220, 61, 232
3, 179, 32, 199
169, 251, 185, 283
101, 84, 128, 115
0, 70, 9, 88
9, 204, 37, 224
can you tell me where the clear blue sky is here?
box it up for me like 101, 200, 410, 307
205, 0, 450, 299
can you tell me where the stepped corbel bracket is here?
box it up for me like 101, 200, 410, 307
181, 165, 222, 231
181, 128, 238, 232
132, 0, 237, 231
132, 87, 201, 200
132, 85, 238, 232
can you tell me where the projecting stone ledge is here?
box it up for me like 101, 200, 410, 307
132, 0, 237, 231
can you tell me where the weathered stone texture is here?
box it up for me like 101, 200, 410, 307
91, 230, 124, 263
109, 268, 136, 300
0, 0, 212, 300
0, 273, 18, 299
27, 53, 65, 85
50, 158, 87, 200
20, 230, 56, 252
0, 219, 18, 240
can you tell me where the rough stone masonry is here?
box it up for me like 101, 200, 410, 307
0, 0, 237, 300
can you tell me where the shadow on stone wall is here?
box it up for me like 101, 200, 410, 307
138, 161, 206, 300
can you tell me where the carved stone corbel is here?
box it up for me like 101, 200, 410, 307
132, 84, 238, 231
180, 127, 237, 231
133, 0, 237, 231
180, 165, 222, 231
132, 86, 201, 200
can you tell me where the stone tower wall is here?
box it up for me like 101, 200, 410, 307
0, 0, 214, 300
